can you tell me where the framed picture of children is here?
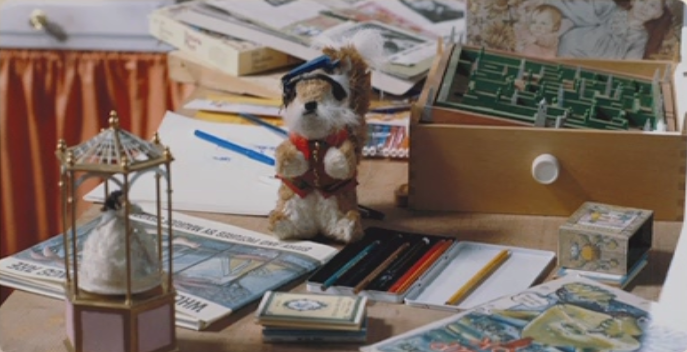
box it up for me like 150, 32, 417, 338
466, 0, 683, 60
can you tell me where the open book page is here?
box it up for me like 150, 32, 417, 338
362, 276, 687, 352
0, 208, 337, 330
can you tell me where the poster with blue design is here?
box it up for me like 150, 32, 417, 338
363, 276, 687, 352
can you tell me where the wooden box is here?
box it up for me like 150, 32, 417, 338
558, 202, 653, 276
408, 44, 686, 221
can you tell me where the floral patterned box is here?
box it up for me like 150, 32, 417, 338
466, 0, 683, 61
558, 202, 654, 276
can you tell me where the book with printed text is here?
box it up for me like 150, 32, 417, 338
0, 209, 337, 330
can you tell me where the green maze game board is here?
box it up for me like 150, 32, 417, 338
434, 46, 673, 131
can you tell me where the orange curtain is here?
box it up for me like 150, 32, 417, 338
0, 50, 193, 303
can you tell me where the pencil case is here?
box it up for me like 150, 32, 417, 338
305, 227, 556, 311
403, 241, 556, 311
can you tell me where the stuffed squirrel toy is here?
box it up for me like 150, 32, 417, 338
268, 31, 384, 243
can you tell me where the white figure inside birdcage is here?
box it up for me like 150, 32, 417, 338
79, 190, 161, 294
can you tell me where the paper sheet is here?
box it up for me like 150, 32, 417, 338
84, 111, 283, 216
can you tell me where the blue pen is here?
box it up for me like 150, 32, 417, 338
194, 129, 275, 166
321, 240, 380, 291
238, 113, 288, 138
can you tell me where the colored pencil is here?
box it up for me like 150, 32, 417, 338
445, 249, 511, 306
321, 240, 380, 291
388, 239, 451, 293
367, 237, 431, 291
381, 126, 402, 158
353, 242, 410, 294
389, 239, 454, 294
336, 234, 403, 287
396, 131, 410, 159
387, 127, 406, 158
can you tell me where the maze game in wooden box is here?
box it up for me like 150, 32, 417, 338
432, 46, 676, 132
408, 44, 686, 221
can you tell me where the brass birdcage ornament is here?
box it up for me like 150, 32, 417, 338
56, 111, 177, 352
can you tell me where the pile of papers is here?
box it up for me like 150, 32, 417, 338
84, 111, 283, 216
150, 0, 467, 96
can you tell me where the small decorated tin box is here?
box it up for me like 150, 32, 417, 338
558, 202, 653, 276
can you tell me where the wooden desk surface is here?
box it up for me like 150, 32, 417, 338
0, 160, 682, 352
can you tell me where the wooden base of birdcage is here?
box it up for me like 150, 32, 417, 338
63, 277, 178, 352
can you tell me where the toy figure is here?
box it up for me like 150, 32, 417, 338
268, 31, 383, 243
79, 190, 160, 294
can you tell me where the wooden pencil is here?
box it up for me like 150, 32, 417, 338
389, 239, 453, 294
445, 249, 511, 306
352, 242, 410, 294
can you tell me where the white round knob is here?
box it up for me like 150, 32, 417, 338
532, 154, 559, 185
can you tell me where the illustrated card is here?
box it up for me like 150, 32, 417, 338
257, 291, 367, 324
466, 0, 684, 60
569, 202, 649, 234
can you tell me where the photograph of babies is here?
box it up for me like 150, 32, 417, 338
399, 0, 465, 24
467, 0, 683, 60
513, 4, 564, 58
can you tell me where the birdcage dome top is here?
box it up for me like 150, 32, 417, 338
56, 111, 171, 172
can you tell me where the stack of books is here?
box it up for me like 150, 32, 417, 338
256, 291, 368, 343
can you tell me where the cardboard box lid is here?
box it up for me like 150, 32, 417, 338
561, 202, 654, 238
466, 0, 685, 62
